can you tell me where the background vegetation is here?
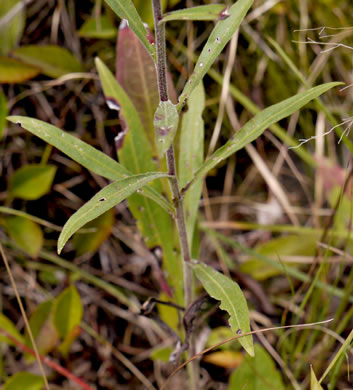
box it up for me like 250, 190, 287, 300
0, 0, 353, 389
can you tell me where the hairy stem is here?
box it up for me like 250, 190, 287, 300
152, 0, 197, 388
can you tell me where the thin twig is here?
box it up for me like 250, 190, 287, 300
160, 319, 333, 390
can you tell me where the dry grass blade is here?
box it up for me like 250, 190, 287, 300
0, 243, 50, 390
160, 319, 333, 390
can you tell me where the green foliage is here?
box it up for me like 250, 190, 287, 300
79, 15, 117, 39
229, 344, 285, 389
3, 373, 44, 390
178, 82, 205, 245
58, 172, 169, 253
3, 216, 43, 258
0, 57, 40, 83
311, 367, 324, 390
191, 261, 254, 356
0, 90, 8, 138
154, 100, 179, 156
177, 0, 254, 110
188, 82, 342, 187
0, 313, 24, 345
12, 45, 83, 78
24, 300, 58, 360
104, 0, 156, 60
8, 164, 56, 200
53, 285, 83, 339
0, 0, 25, 56
72, 209, 115, 255
161, 4, 226, 23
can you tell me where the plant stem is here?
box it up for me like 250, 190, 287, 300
152, 0, 197, 388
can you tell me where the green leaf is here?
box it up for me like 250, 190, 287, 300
78, 15, 117, 39
72, 209, 114, 255
3, 373, 44, 390
104, 0, 156, 61
0, 57, 40, 83
186, 82, 342, 189
178, 82, 205, 245
239, 234, 317, 280
0, 0, 25, 56
0, 90, 8, 138
9, 164, 56, 200
0, 312, 24, 346
311, 367, 324, 390
25, 300, 58, 359
4, 216, 43, 258
96, 57, 184, 305
53, 285, 83, 338
229, 344, 285, 389
177, 0, 253, 110
161, 4, 226, 23
154, 100, 179, 157
191, 262, 254, 356
12, 45, 83, 78
6, 116, 174, 214
58, 172, 169, 253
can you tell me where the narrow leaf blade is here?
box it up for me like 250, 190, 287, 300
3, 373, 44, 390
104, 0, 156, 60
0, 57, 40, 83
178, 82, 205, 245
0, 0, 25, 56
162, 4, 226, 23
58, 172, 169, 253
0, 312, 24, 346
191, 262, 254, 356
188, 82, 342, 188
177, 0, 253, 110
311, 366, 324, 390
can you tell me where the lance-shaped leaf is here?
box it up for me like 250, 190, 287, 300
161, 4, 226, 23
177, 0, 253, 111
104, 0, 156, 61
191, 261, 254, 356
6, 116, 173, 214
184, 82, 342, 191
178, 82, 205, 245
96, 57, 184, 305
58, 172, 169, 253
154, 100, 179, 157
116, 20, 160, 148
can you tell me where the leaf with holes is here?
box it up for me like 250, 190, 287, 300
96, 57, 184, 305
186, 82, 342, 189
6, 116, 173, 214
104, 0, 156, 61
58, 172, 169, 253
161, 4, 226, 23
154, 100, 179, 157
191, 262, 254, 356
177, 0, 253, 110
